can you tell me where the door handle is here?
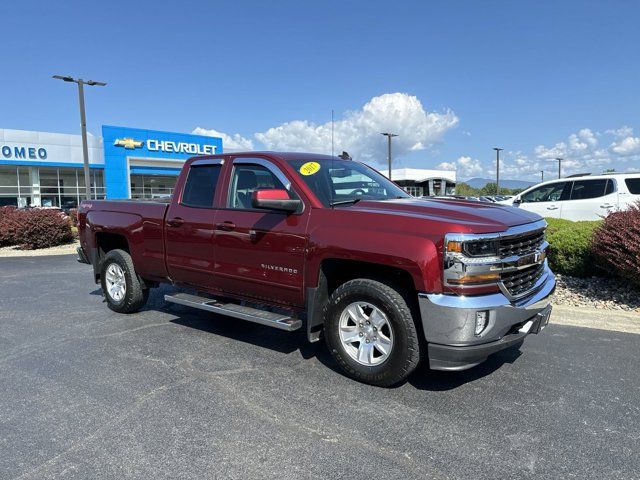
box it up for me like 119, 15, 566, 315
546, 206, 559, 210
600, 204, 614, 208
167, 217, 184, 227
216, 221, 236, 231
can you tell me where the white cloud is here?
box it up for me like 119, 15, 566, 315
254, 93, 459, 163
611, 136, 640, 155
437, 161, 456, 170
606, 126, 633, 138
192, 127, 254, 151
438, 156, 483, 178
524, 127, 640, 178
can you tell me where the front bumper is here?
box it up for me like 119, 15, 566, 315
418, 267, 555, 371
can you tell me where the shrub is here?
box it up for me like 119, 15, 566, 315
18, 209, 74, 250
592, 202, 640, 288
544, 217, 601, 277
0, 206, 25, 246
68, 208, 78, 227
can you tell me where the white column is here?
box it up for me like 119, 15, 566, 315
29, 167, 41, 207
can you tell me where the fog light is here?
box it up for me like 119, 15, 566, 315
475, 311, 489, 336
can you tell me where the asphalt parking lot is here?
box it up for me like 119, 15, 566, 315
1, 255, 639, 479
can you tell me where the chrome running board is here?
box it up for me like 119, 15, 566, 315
164, 292, 301, 331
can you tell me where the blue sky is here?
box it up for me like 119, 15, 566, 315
1, 0, 639, 180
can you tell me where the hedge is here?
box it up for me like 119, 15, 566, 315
0, 206, 23, 246
0, 207, 74, 250
592, 202, 640, 288
544, 217, 601, 277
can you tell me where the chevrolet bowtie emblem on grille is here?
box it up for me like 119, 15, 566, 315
114, 138, 144, 149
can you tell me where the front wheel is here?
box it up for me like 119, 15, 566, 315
100, 249, 149, 313
323, 279, 421, 387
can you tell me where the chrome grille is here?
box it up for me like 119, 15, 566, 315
499, 230, 545, 258
501, 263, 546, 297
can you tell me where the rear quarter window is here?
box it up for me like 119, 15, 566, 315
625, 178, 640, 194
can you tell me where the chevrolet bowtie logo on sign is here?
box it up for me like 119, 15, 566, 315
114, 138, 144, 150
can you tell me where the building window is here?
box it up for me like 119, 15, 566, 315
39, 167, 105, 208
0, 166, 32, 207
130, 174, 177, 199
404, 186, 423, 197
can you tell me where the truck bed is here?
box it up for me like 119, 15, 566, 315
81, 199, 170, 280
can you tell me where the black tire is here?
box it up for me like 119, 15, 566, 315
100, 249, 149, 313
323, 279, 421, 387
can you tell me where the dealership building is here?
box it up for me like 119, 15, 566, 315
0, 126, 222, 208
390, 168, 456, 197
0, 125, 455, 207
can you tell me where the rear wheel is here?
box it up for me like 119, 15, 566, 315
100, 249, 149, 313
324, 279, 420, 387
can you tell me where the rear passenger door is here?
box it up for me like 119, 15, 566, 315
561, 179, 617, 221
165, 159, 223, 289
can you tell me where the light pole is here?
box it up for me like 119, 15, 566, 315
493, 147, 503, 195
554, 157, 563, 179
381, 132, 398, 180
540, 170, 544, 182
53, 75, 106, 200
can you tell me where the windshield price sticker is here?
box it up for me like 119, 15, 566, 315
299, 162, 321, 176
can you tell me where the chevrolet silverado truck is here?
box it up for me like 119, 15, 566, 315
77, 152, 555, 387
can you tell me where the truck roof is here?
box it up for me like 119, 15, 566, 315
194, 151, 344, 162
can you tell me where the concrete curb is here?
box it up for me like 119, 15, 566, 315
0, 242, 78, 258
551, 304, 640, 334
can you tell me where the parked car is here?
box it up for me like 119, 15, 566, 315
499, 173, 640, 221
77, 152, 554, 387
479, 196, 496, 202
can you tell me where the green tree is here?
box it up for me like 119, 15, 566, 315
481, 183, 498, 195
455, 182, 480, 196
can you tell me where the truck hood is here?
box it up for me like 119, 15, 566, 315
345, 198, 542, 234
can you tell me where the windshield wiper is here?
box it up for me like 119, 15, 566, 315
329, 198, 362, 207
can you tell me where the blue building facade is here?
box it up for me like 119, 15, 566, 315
102, 125, 223, 199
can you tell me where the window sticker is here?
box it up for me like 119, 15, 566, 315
299, 161, 321, 176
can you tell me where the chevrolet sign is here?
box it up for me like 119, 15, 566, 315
114, 137, 217, 155
147, 139, 217, 155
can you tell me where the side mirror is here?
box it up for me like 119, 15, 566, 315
513, 197, 522, 205
252, 189, 302, 213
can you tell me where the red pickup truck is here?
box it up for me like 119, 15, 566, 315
77, 152, 555, 386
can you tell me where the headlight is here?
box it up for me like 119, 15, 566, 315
446, 240, 499, 258
463, 240, 499, 257
444, 236, 502, 291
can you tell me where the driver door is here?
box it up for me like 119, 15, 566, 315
516, 181, 569, 219
213, 157, 308, 307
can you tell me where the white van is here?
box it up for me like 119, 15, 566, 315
501, 173, 640, 221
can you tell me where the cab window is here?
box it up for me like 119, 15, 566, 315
228, 164, 294, 209
569, 179, 613, 200
520, 182, 567, 203
181, 164, 221, 208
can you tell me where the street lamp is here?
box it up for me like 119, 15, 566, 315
553, 157, 563, 179
53, 75, 107, 200
540, 170, 544, 182
381, 132, 398, 180
493, 147, 503, 195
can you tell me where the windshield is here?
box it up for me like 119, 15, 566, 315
288, 159, 410, 207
